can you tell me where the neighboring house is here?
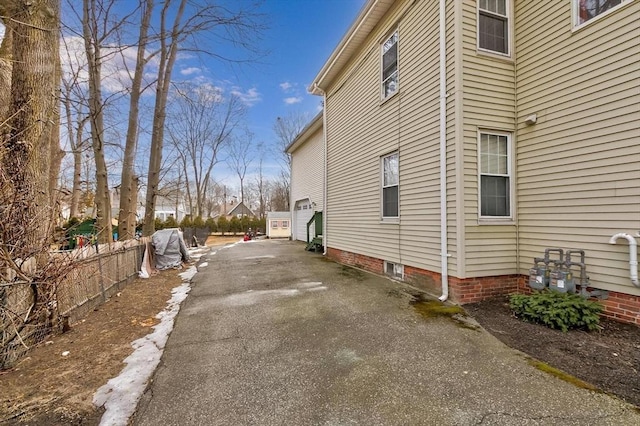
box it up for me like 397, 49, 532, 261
228, 201, 256, 219
150, 195, 188, 222
267, 212, 291, 239
286, 112, 324, 242
310, 0, 640, 323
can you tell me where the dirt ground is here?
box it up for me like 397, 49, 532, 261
0, 235, 241, 426
1, 245, 638, 424
466, 297, 640, 407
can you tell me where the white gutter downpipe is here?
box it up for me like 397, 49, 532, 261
312, 83, 329, 256
609, 233, 639, 287
438, 0, 449, 302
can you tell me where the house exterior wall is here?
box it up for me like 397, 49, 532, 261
514, 0, 640, 297
325, 0, 459, 278
318, 0, 640, 322
461, 0, 518, 278
290, 124, 324, 210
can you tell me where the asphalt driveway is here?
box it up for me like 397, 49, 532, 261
132, 239, 639, 425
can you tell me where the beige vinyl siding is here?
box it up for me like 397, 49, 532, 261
515, 0, 640, 296
461, 0, 518, 277
290, 126, 324, 211
325, 0, 458, 274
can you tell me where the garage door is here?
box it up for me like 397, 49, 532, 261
294, 199, 314, 241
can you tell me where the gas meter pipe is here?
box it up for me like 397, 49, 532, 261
609, 233, 639, 287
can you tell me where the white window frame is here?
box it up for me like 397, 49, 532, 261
381, 151, 399, 221
477, 0, 512, 57
572, 0, 635, 29
477, 130, 514, 223
380, 30, 399, 100
384, 261, 404, 280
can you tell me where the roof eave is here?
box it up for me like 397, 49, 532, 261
285, 112, 323, 154
309, 0, 395, 94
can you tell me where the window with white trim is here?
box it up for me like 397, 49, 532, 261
573, 0, 632, 26
479, 132, 511, 218
382, 152, 399, 219
478, 0, 509, 55
381, 31, 398, 99
281, 220, 289, 228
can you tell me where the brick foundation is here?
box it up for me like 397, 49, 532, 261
326, 247, 640, 325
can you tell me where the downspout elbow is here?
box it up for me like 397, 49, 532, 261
609, 233, 639, 287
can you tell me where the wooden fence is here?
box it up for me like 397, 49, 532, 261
1, 240, 146, 369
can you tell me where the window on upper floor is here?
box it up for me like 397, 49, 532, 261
478, 0, 510, 55
479, 131, 512, 219
573, 0, 632, 26
381, 31, 398, 99
381, 152, 399, 219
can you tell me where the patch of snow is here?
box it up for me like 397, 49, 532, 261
93, 275, 193, 425
198, 262, 208, 268
294, 282, 324, 289
178, 266, 198, 282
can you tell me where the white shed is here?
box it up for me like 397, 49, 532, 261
266, 212, 291, 239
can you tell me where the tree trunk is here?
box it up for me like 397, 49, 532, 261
0, 15, 13, 127
83, 0, 112, 244
119, 0, 154, 240
143, 0, 187, 236
0, 0, 60, 253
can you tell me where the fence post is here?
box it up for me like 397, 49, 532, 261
98, 254, 106, 302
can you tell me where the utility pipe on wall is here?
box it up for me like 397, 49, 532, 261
609, 233, 639, 287
438, 0, 449, 302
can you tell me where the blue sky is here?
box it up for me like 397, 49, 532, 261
43, 0, 367, 193
168, 0, 367, 186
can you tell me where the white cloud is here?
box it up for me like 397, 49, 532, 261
180, 67, 201, 76
283, 96, 303, 105
61, 35, 158, 95
279, 81, 293, 92
231, 87, 261, 106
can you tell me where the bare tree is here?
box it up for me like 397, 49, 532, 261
253, 142, 267, 218
117, 0, 154, 240
273, 111, 309, 170
142, 0, 266, 235
0, 0, 64, 366
226, 131, 254, 211
60, 35, 91, 219
272, 111, 309, 210
81, 0, 114, 242
167, 82, 243, 218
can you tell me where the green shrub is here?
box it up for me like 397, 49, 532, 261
164, 216, 178, 228
180, 215, 193, 229
509, 290, 603, 332
217, 216, 229, 235
192, 216, 205, 228
229, 216, 241, 235
205, 217, 217, 233
154, 217, 165, 230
